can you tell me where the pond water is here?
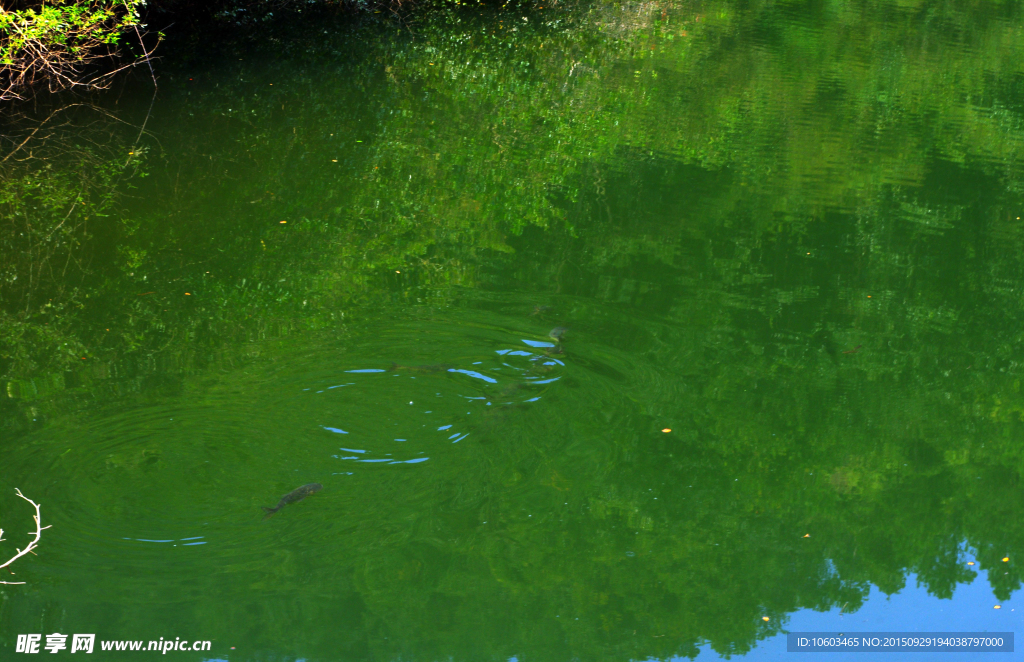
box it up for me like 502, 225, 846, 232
3, 0, 1024, 660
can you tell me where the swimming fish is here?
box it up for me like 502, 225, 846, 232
261, 483, 322, 520
387, 362, 452, 373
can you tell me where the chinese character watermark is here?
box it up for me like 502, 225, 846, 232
70, 634, 94, 654
16, 634, 40, 654
16, 633, 96, 654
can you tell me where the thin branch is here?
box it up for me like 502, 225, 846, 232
43, 202, 77, 242
0, 489, 50, 585
1, 104, 82, 164
88, 28, 161, 87
123, 88, 156, 169
134, 24, 156, 88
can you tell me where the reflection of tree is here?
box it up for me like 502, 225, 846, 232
0, 103, 147, 378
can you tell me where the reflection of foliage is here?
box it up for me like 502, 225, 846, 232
0, 104, 144, 377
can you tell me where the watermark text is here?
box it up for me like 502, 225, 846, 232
16, 634, 211, 654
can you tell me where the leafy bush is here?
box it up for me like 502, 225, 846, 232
0, 0, 146, 99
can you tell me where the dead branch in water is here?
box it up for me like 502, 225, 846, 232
0, 489, 50, 585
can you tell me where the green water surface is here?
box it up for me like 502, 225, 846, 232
3, 0, 1024, 659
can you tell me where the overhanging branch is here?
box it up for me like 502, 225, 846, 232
0, 489, 50, 585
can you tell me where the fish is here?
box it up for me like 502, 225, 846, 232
387, 362, 452, 373
549, 327, 568, 342
261, 483, 322, 520
842, 345, 863, 355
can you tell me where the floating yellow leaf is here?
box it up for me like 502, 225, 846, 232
803, 534, 810, 538
662, 428, 671, 433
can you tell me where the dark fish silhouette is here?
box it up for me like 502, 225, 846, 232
842, 345, 863, 355
262, 483, 322, 520
387, 362, 452, 373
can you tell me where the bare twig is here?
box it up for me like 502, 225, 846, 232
42, 202, 77, 241
89, 27, 161, 88
134, 24, 156, 88
0, 489, 50, 585
0, 104, 89, 164
125, 89, 156, 168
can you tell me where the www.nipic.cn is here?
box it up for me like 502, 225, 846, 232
15, 634, 213, 654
